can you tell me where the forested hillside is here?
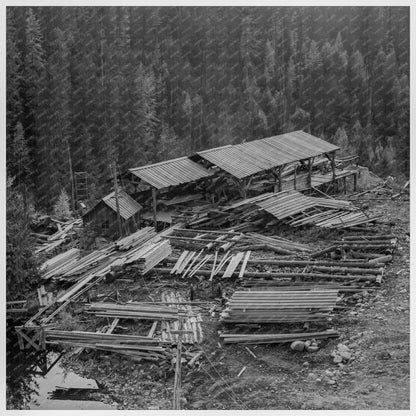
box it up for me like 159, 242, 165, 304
6, 6, 409, 210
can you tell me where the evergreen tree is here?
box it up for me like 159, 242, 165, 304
6, 178, 40, 299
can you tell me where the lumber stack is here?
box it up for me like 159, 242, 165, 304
45, 330, 171, 361
220, 329, 340, 344
129, 240, 172, 274
220, 290, 339, 323
86, 302, 179, 321
115, 227, 157, 250
40, 248, 80, 280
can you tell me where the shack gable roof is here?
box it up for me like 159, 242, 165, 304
195, 131, 339, 179
128, 156, 213, 190
83, 190, 142, 221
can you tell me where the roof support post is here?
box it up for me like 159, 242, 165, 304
152, 188, 158, 230
293, 164, 297, 190
308, 157, 315, 191
278, 165, 283, 192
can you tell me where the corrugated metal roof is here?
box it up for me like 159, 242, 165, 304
129, 156, 213, 189
102, 190, 142, 220
196, 131, 339, 179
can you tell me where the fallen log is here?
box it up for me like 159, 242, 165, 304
152, 268, 377, 281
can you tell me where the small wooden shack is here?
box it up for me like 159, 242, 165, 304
82, 190, 142, 237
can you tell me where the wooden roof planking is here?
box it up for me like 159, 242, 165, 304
128, 156, 213, 189
102, 190, 142, 220
195, 131, 340, 179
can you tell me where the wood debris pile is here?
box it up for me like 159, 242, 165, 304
34, 218, 82, 254
179, 190, 380, 231
40, 227, 171, 283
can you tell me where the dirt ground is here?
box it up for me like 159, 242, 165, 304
61, 194, 410, 410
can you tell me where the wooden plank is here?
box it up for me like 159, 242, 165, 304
238, 251, 251, 278
148, 321, 158, 338
223, 252, 244, 278
210, 251, 218, 281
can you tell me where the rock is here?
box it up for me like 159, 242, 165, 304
340, 351, 352, 360
349, 342, 359, 349
307, 372, 317, 380
307, 345, 319, 353
302, 362, 310, 367
290, 341, 305, 351
333, 355, 343, 364
337, 344, 350, 353
327, 379, 336, 385
338, 363, 344, 369
304, 340, 311, 348
148, 406, 160, 410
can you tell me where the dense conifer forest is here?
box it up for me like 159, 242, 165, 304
7, 6, 409, 210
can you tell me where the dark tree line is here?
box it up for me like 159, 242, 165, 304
6, 6, 410, 210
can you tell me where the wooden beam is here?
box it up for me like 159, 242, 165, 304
152, 188, 158, 230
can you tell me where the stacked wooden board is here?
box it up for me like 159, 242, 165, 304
220, 290, 339, 323
40, 248, 81, 280
40, 227, 171, 282
45, 330, 171, 362
86, 302, 179, 321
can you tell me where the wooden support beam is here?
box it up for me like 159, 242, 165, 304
308, 157, 314, 191
293, 165, 297, 190
152, 188, 158, 230
278, 165, 283, 192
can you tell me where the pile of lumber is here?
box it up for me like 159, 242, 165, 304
129, 240, 172, 274
86, 302, 179, 321
115, 227, 157, 250
40, 248, 81, 280
220, 329, 340, 345
183, 190, 379, 230
45, 330, 170, 362
40, 227, 172, 282
220, 290, 339, 323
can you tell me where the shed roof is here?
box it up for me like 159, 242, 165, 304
128, 156, 213, 189
196, 131, 339, 179
102, 190, 142, 220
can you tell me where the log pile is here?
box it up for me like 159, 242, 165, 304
311, 234, 397, 264
220, 290, 339, 323
220, 329, 340, 345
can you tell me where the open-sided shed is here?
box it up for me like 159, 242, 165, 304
191, 131, 340, 197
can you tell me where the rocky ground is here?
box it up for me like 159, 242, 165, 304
58, 193, 410, 411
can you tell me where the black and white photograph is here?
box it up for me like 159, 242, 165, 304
4, 1, 412, 412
